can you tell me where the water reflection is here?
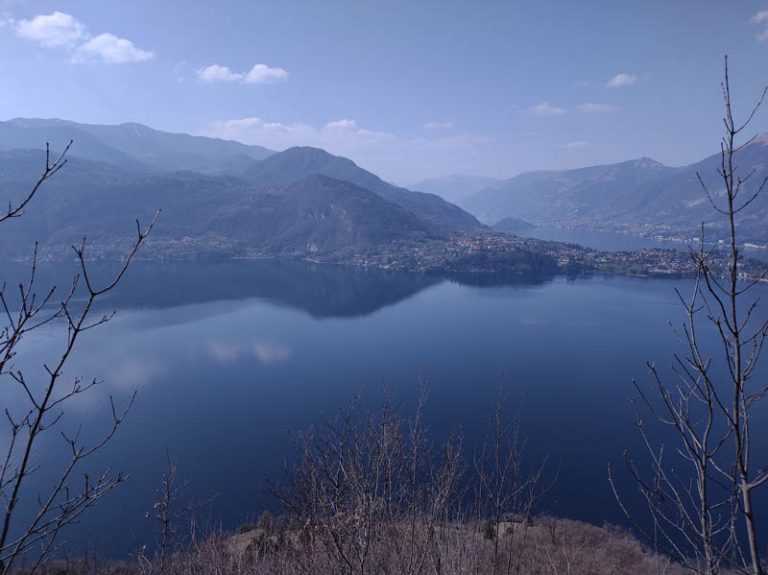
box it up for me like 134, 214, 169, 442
2, 258, 560, 318
1, 260, 765, 561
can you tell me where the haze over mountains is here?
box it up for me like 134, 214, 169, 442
0, 118, 274, 172
1, 117, 766, 274
411, 174, 501, 204
0, 118, 494, 270
433, 144, 768, 244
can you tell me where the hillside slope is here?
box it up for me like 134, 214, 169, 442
242, 147, 485, 233
460, 139, 768, 243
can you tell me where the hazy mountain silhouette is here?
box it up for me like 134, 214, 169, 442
0, 118, 274, 173
461, 157, 676, 225
460, 142, 768, 243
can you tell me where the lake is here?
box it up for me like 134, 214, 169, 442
518, 226, 768, 262
3, 259, 767, 557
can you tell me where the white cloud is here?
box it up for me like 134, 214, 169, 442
197, 64, 243, 82
751, 11, 768, 41
530, 103, 566, 117
16, 11, 85, 47
606, 73, 637, 88
197, 63, 289, 84
561, 141, 590, 149
15, 11, 152, 64
325, 118, 359, 130
424, 121, 454, 130
576, 102, 621, 114
199, 116, 495, 184
244, 63, 289, 84
75, 33, 153, 63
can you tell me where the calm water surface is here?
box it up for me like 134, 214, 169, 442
520, 226, 768, 262
3, 260, 767, 557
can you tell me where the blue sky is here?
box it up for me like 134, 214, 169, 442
0, 0, 767, 184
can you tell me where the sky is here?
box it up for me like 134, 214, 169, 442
0, 0, 767, 185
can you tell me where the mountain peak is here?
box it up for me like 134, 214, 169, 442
632, 156, 666, 169
281, 146, 336, 159
275, 146, 346, 163
114, 122, 155, 136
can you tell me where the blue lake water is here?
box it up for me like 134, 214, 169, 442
2, 259, 767, 557
519, 226, 768, 262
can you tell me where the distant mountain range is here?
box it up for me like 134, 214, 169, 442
0, 118, 274, 172
453, 144, 768, 244
1, 117, 762, 277
0, 118, 493, 271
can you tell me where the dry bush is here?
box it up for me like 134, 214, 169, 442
34, 516, 682, 575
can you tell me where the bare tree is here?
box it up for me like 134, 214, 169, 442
473, 384, 549, 575
273, 387, 464, 575
0, 142, 157, 572
610, 57, 768, 575
152, 453, 186, 573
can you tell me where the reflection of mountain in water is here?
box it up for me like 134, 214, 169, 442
447, 272, 556, 288
2, 259, 445, 319
2, 259, 560, 319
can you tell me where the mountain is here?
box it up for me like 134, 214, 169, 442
492, 216, 534, 234
0, 119, 483, 236
459, 141, 768, 243
0, 119, 146, 169
240, 147, 485, 233
410, 174, 501, 203
613, 138, 768, 241
0, 150, 449, 263
460, 157, 677, 226
0, 118, 274, 173
212, 174, 445, 257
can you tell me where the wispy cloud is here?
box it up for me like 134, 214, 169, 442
751, 10, 768, 41
560, 141, 590, 150
203, 117, 398, 151
424, 121, 454, 131
606, 73, 637, 88
15, 11, 152, 63
576, 102, 621, 114
200, 116, 495, 183
530, 103, 566, 117
197, 63, 289, 84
